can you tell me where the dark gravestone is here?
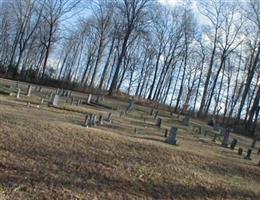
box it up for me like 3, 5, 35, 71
156, 118, 162, 128
258, 148, 260, 155
164, 129, 168, 138
258, 161, 260, 166
134, 128, 137, 134
181, 116, 190, 126
126, 99, 134, 113
251, 135, 260, 148
98, 115, 104, 125
238, 148, 243, 155
230, 139, 238, 150
150, 109, 154, 116
244, 149, 252, 160
165, 127, 178, 145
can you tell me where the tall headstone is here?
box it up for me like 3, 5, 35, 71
51, 94, 60, 107
107, 112, 112, 123
26, 85, 32, 97
222, 129, 230, 148
244, 149, 252, 160
230, 138, 238, 150
164, 129, 168, 138
84, 115, 90, 127
238, 148, 243, 155
92, 115, 97, 126
99, 115, 104, 125
126, 99, 134, 113
76, 98, 81, 106
156, 118, 162, 128
251, 135, 259, 148
16, 88, 21, 99
181, 116, 190, 126
154, 111, 159, 119
70, 97, 74, 105
165, 127, 178, 145
258, 147, 260, 155
87, 94, 92, 104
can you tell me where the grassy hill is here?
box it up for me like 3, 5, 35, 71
0, 79, 259, 200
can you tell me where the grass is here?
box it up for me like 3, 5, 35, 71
0, 79, 260, 199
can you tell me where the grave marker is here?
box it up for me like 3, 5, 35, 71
16, 88, 21, 99
126, 99, 134, 113
51, 94, 60, 107
230, 138, 238, 150
238, 148, 243, 155
99, 115, 104, 125
87, 94, 92, 104
107, 112, 112, 123
26, 85, 32, 97
84, 115, 90, 127
244, 149, 252, 160
165, 127, 178, 145
156, 118, 162, 128
164, 129, 168, 138
258, 148, 260, 155
221, 128, 230, 148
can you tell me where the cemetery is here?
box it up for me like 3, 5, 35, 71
0, 78, 259, 199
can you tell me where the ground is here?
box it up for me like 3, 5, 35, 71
0, 78, 259, 200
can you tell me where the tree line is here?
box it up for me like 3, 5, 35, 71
0, 0, 260, 135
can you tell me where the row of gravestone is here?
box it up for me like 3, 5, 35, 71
83, 112, 112, 128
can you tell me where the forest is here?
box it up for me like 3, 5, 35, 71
0, 0, 260, 135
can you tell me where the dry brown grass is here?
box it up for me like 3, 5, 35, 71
0, 80, 260, 200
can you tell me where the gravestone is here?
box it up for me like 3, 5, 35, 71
156, 118, 162, 128
76, 98, 81, 106
107, 112, 112, 123
238, 148, 243, 155
84, 115, 90, 127
92, 115, 97, 126
26, 85, 32, 97
56, 88, 60, 94
154, 111, 159, 119
164, 129, 168, 138
70, 97, 74, 105
230, 138, 238, 150
150, 109, 154, 116
51, 94, 60, 107
87, 94, 92, 104
120, 111, 125, 117
144, 118, 147, 128
258, 148, 260, 155
99, 115, 104, 125
165, 127, 178, 145
16, 88, 21, 99
251, 135, 260, 148
181, 116, 190, 126
244, 149, 252, 160
126, 99, 134, 113
41, 98, 44, 104
134, 128, 137, 134
258, 161, 260, 166
222, 129, 230, 148
16, 80, 19, 89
